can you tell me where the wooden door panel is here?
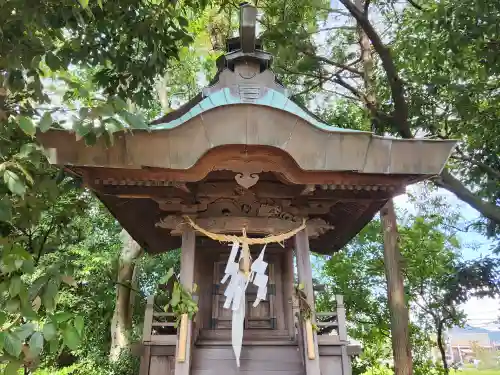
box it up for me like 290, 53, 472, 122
212, 259, 276, 330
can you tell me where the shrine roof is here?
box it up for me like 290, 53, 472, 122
34, 3, 458, 255
151, 87, 363, 134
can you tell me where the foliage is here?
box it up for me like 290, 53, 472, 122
0, 0, 208, 141
32, 349, 139, 375
159, 268, 198, 326
0, 0, 210, 371
471, 343, 500, 371
319, 191, 499, 374
0, 121, 91, 372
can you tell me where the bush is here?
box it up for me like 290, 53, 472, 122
33, 350, 140, 375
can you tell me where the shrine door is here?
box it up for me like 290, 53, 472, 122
211, 256, 276, 330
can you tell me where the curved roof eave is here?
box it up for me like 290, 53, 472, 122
38, 101, 457, 177
151, 88, 369, 135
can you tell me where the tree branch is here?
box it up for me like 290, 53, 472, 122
451, 154, 500, 180
407, 0, 423, 11
337, 0, 500, 226
302, 51, 363, 76
338, 0, 412, 138
291, 74, 335, 99
364, 0, 371, 14
434, 168, 500, 224
307, 26, 357, 35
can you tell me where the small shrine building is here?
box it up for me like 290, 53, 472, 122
37, 4, 456, 375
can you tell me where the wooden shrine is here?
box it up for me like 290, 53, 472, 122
37, 4, 456, 375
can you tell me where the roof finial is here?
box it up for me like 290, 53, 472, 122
239, 2, 257, 53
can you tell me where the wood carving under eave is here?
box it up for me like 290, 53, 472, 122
155, 216, 334, 238
153, 193, 339, 218
67, 145, 421, 187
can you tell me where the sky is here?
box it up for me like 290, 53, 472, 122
394, 186, 500, 331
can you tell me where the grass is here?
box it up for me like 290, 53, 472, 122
453, 369, 500, 375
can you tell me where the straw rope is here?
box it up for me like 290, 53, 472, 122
183, 215, 306, 245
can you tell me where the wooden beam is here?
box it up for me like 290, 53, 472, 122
294, 229, 321, 375
92, 178, 400, 201
174, 228, 196, 375
157, 216, 334, 238
381, 200, 413, 375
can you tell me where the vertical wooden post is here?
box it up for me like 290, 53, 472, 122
283, 246, 295, 339
336, 295, 351, 375
381, 200, 413, 375
294, 229, 321, 375
142, 295, 154, 343
336, 295, 347, 341
175, 228, 196, 375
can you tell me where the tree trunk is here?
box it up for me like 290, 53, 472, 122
436, 322, 449, 374
109, 229, 143, 362
381, 200, 413, 375
356, 8, 414, 372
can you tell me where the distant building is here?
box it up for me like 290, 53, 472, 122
432, 327, 499, 365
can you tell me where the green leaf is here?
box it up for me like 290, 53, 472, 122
0, 195, 12, 222
104, 118, 124, 135
178, 16, 189, 28
4, 170, 27, 196
79, 0, 89, 8
17, 116, 36, 136
73, 120, 92, 138
0, 311, 7, 326
121, 112, 148, 129
32, 296, 42, 312
49, 338, 59, 354
21, 305, 38, 321
18, 143, 38, 158
53, 311, 73, 323
45, 52, 62, 71
41, 292, 55, 312
170, 285, 181, 307
4, 361, 21, 375
39, 112, 53, 132
43, 322, 57, 341
6, 298, 20, 313
29, 332, 44, 356
9, 275, 22, 297
14, 323, 35, 341
4, 332, 22, 357
61, 275, 77, 287
112, 97, 128, 111
63, 325, 81, 351
29, 276, 48, 300
74, 316, 84, 335
44, 279, 59, 300
160, 268, 174, 284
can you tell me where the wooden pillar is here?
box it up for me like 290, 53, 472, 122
175, 228, 196, 375
336, 295, 351, 375
294, 228, 321, 375
283, 246, 295, 339
381, 200, 413, 375
142, 295, 154, 343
